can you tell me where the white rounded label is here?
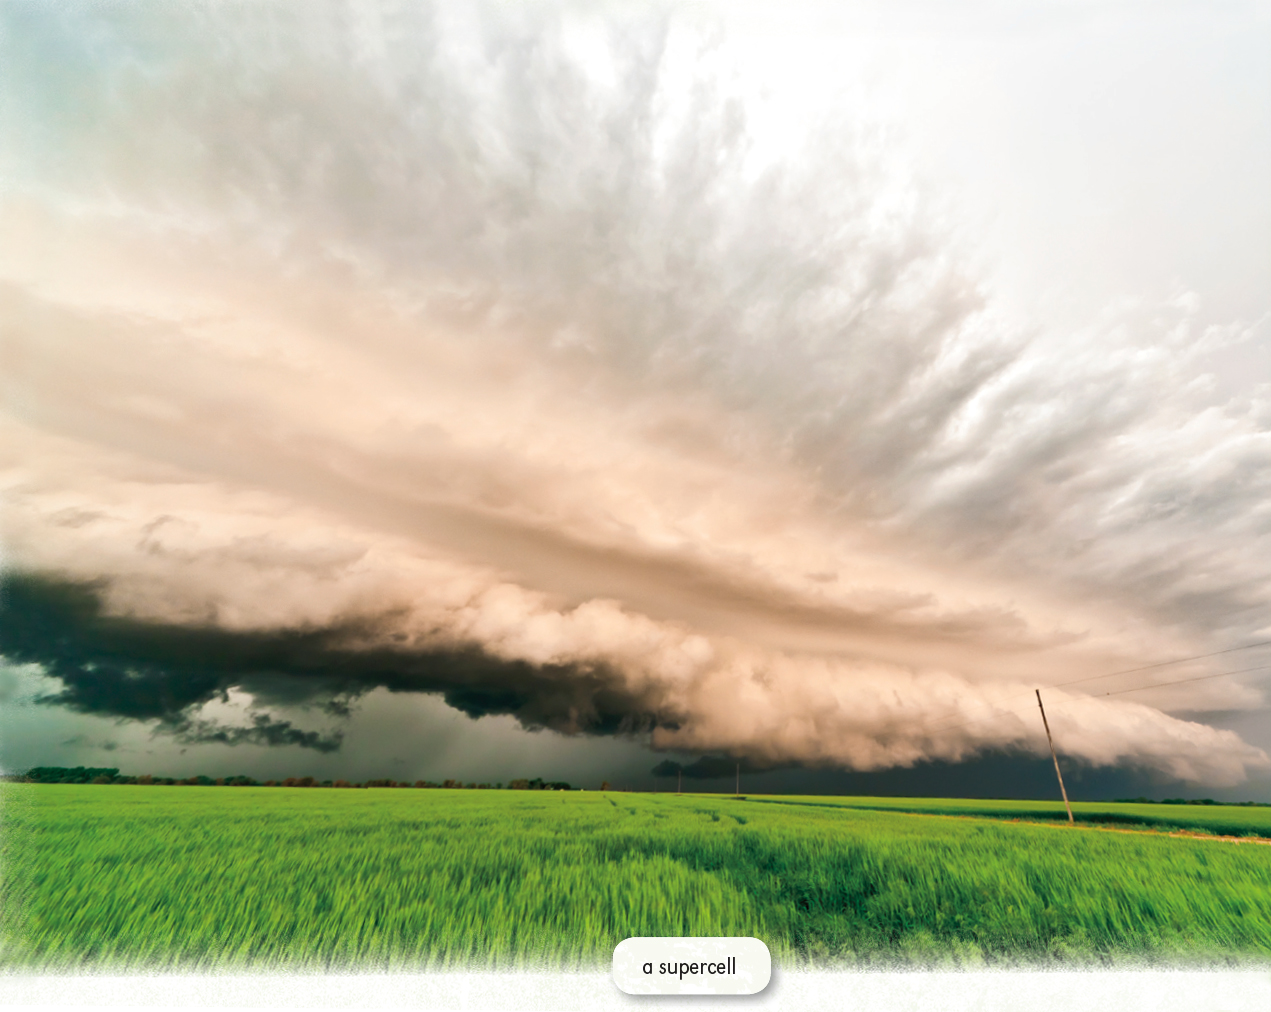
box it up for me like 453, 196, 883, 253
612, 936, 771, 995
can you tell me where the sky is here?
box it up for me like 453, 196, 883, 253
2, 0, 1270, 799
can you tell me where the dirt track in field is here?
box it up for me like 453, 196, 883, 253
884, 807, 1271, 846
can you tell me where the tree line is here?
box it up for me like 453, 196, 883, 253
5, 767, 581, 790
1113, 796, 1271, 807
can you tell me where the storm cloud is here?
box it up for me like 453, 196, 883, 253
0, 574, 657, 745
2, 1, 1270, 785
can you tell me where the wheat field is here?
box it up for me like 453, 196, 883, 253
3, 785, 1269, 971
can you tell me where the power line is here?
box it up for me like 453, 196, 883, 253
1051, 638, 1271, 691
1055, 662, 1271, 703
916, 638, 1271, 735
917, 661, 1271, 741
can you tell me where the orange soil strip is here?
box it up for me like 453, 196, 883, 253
868, 807, 1271, 846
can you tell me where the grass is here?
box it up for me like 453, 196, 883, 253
2, 785, 1270, 972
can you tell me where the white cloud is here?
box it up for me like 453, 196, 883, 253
2, 1, 1269, 784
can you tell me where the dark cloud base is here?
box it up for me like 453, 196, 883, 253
653, 756, 776, 779
5, 572, 1260, 801
648, 753, 1243, 804
0, 572, 663, 749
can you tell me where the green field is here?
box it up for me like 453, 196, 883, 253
3, 785, 1270, 971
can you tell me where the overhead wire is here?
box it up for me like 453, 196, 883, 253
1050, 661, 1271, 703
1049, 637, 1271, 691
912, 646, 1271, 741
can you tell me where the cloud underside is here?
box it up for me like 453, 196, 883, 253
2, 3, 1270, 786
2, 573, 1265, 786
2, 575, 651, 743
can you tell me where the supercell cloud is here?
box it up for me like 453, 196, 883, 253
2, 1, 1270, 785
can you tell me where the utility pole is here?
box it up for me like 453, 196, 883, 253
677, 769, 682, 796
1036, 689, 1074, 823
735, 761, 740, 798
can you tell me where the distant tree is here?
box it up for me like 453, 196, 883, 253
601, 781, 611, 791
24, 766, 121, 784
11, 765, 615, 791
516, 777, 573, 790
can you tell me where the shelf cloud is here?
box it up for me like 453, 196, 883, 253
2, 1, 1269, 785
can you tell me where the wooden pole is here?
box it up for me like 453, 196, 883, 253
1036, 689, 1074, 823
677, 769, 682, 795
735, 761, 740, 798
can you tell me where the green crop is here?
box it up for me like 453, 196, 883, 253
2, 785, 1269, 972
